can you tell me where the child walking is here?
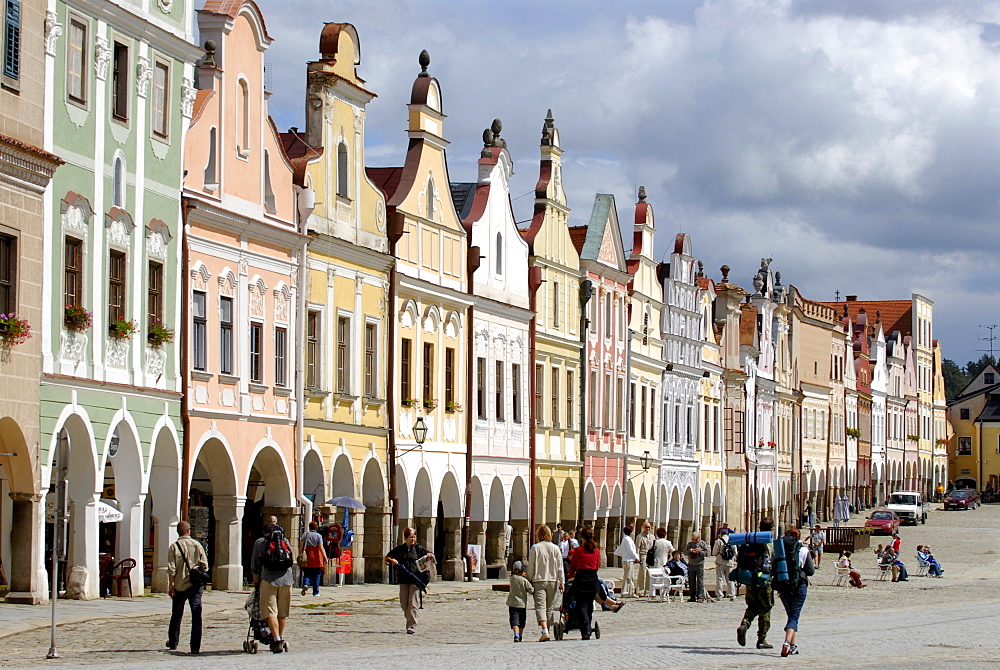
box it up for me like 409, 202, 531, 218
507, 561, 534, 642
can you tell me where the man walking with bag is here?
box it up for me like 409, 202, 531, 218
252, 522, 294, 652
166, 520, 210, 654
613, 526, 640, 597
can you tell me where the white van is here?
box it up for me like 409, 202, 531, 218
887, 491, 929, 525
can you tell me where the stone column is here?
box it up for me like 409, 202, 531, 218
700, 514, 711, 541
5, 493, 45, 604
510, 519, 529, 565
667, 519, 680, 549
212, 496, 245, 591
350, 510, 366, 584
593, 517, 608, 568
605, 517, 621, 568
363, 508, 389, 583
440, 517, 463, 581
115, 495, 146, 597
485, 521, 505, 565
678, 520, 693, 547
151, 516, 178, 593
66, 495, 99, 600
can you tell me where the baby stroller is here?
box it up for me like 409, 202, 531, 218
242, 585, 288, 654
552, 581, 601, 641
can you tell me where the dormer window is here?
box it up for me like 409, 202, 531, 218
986, 373, 995, 385
113, 155, 125, 208
495, 232, 503, 275
237, 78, 250, 156
425, 178, 434, 221
337, 142, 349, 198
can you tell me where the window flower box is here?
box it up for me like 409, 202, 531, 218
423, 397, 438, 411
147, 319, 175, 347
64, 305, 92, 332
0, 314, 31, 347
109, 318, 138, 340
445, 400, 463, 413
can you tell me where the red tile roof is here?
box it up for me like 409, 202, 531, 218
568, 225, 588, 254
199, 0, 272, 40
367, 167, 404, 202
279, 129, 321, 161
821, 299, 912, 336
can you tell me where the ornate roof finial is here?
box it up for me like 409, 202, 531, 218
720, 265, 730, 282
876, 309, 882, 323
696, 260, 704, 278
490, 118, 506, 148
203, 40, 217, 68
482, 128, 494, 157
546, 108, 554, 121
774, 271, 782, 286
638, 186, 647, 203
418, 49, 430, 77
753, 273, 764, 296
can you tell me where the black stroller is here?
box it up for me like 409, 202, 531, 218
552, 581, 601, 641
242, 585, 288, 654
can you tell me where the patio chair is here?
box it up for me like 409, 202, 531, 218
915, 556, 929, 577
666, 574, 687, 603
834, 564, 851, 587
110, 558, 137, 597
876, 563, 892, 581
646, 567, 668, 601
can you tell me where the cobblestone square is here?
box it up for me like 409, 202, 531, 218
1, 506, 997, 668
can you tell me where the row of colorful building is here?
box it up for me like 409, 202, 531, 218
0, 0, 950, 603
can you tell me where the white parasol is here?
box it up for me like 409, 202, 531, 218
97, 501, 123, 523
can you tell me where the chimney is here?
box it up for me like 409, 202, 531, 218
846, 295, 858, 302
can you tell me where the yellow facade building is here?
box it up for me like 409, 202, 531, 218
283, 23, 393, 583
521, 111, 583, 532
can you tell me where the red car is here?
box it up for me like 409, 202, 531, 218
944, 489, 980, 510
865, 510, 901, 535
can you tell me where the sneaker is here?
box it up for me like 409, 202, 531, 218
539, 632, 551, 642
406, 630, 415, 635
165, 642, 177, 651
789, 644, 799, 655
758, 640, 774, 650
737, 624, 748, 647
780, 642, 790, 657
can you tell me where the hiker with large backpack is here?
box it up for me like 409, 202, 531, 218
712, 528, 737, 601
735, 519, 775, 650
251, 522, 295, 653
771, 526, 815, 657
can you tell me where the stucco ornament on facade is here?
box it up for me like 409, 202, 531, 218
106, 338, 128, 368
60, 332, 87, 363
181, 79, 197, 118
95, 38, 112, 81
145, 347, 166, 378
273, 286, 290, 323
157, 0, 173, 12
136, 57, 153, 98
146, 220, 172, 260
44, 12, 62, 57
107, 212, 134, 249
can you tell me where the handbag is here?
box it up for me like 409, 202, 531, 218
177, 541, 212, 588
297, 549, 309, 568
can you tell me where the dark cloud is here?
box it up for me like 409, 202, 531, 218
243, 0, 1000, 362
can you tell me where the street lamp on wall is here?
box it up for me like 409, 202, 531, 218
805, 460, 813, 475
640, 451, 651, 471
412, 416, 428, 447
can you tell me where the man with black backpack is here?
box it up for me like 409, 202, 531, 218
712, 528, 737, 601
251, 522, 294, 653
735, 519, 775, 650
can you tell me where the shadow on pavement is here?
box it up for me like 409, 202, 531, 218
657, 644, 770, 657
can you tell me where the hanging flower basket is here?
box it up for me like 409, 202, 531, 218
64, 305, 92, 332
0, 314, 31, 346
109, 317, 138, 340
147, 319, 175, 347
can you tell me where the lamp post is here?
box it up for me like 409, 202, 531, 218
47, 431, 68, 659
412, 417, 428, 448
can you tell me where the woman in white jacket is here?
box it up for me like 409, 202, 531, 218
526, 524, 565, 642
652, 527, 675, 568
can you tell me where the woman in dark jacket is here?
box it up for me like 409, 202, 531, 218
385, 527, 433, 634
567, 526, 601, 640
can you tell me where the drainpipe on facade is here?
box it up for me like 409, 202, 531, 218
528, 266, 542, 546
578, 280, 593, 524
387, 211, 404, 545
463, 247, 481, 581
295, 188, 316, 529
180, 199, 193, 521
620, 328, 632, 536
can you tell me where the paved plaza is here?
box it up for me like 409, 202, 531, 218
1, 506, 998, 668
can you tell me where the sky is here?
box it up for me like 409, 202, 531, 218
243, 0, 1000, 365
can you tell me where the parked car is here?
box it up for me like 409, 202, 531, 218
944, 489, 980, 510
887, 490, 929, 525
865, 510, 901, 535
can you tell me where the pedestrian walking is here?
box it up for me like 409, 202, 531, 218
557, 529, 577, 590
712, 529, 737, 601
567, 526, 601, 640
809, 525, 825, 569
250, 522, 294, 653
384, 527, 433, 635
634, 522, 655, 596
736, 519, 775, 650
775, 526, 814, 657
612, 525, 640, 597
166, 520, 209, 654
506, 561, 534, 642
552, 523, 565, 545
298, 521, 327, 596
684, 532, 710, 602
526, 524, 564, 642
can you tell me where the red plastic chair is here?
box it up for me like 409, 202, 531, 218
110, 558, 136, 597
